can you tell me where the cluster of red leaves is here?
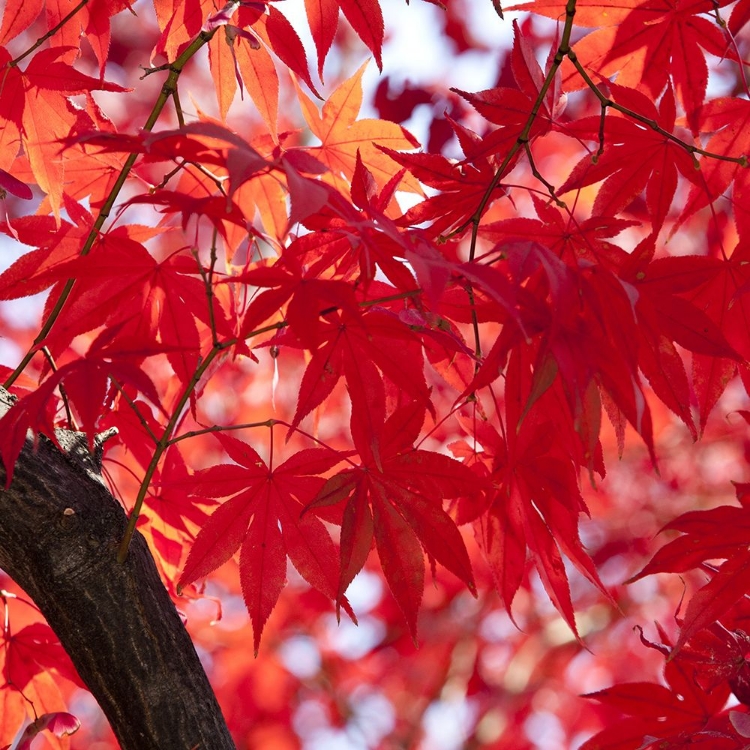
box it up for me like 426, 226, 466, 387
0, 593, 84, 750
1, 0, 750, 746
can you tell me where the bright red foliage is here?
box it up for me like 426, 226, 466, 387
1, 0, 750, 747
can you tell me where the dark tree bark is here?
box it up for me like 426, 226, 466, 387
0, 388, 235, 750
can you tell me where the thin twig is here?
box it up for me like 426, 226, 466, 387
524, 142, 566, 207
10, 0, 89, 66
167, 420, 276, 446
567, 50, 748, 167
172, 88, 186, 127
194, 229, 221, 346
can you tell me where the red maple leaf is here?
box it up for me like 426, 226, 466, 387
675, 95, 750, 228
294, 61, 420, 198
235, 251, 364, 347
559, 84, 700, 234
0, 202, 92, 301
629, 480, 750, 654
307, 403, 482, 640
144, 447, 219, 542
0, 0, 133, 74
452, 20, 563, 163
280, 306, 434, 460
177, 434, 351, 652
458, 392, 611, 638
628, 242, 750, 431
469, 240, 656, 457
531, 0, 734, 132
581, 625, 734, 749
3, 623, 83, 690
382, 120, 506, 238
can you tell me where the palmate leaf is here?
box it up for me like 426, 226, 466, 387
294, 61, 421, 197
580, 678, 732, 750
3, 623, 83, 690
629, 245, 750, 431
236, 255, 361, 347
177, 435, 350, 653
580, 627, 735, 749
382, 142, 502, 237
479, 193, 639, 268
630, 507, 750, 581
453, 20, 561, 164
307, 404, 482, 640
0, 0, 132, 73
286, 307, 434, 447
473, 239, 657, 459
39, 226, 232, 387
596, 243, 742, 437
673, 553, 750, 654
0, 209, 92, 301
559, 84, 699, 234
630, 485, 750, 654
47, 97, 126, 211
466, 409, 611, 639
141, 446, 218, 541
383, 22, 565, 237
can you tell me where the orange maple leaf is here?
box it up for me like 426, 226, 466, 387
294, 61, 422, 198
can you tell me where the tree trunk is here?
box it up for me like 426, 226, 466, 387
0, 389, 235, 749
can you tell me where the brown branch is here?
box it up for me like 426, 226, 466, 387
0, 388, 235, 749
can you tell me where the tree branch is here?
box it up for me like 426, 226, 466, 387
0, 388, 235, 750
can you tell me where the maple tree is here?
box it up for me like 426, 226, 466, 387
1, 0, 750, 747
